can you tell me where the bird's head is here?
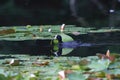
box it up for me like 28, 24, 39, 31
54, 35, 63, 43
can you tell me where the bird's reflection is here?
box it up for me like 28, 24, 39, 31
52, 40, 93, 56
52, 34, 92, 56
1, 36, 118, 57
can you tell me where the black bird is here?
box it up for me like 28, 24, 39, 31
54, 34, 92, 48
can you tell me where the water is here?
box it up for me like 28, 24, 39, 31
55, 42, 120, 57
63, 45, 120, 57
0, 40, 120, 57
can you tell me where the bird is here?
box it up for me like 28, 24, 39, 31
53, 34, 92, 48
52, 34, 92, 56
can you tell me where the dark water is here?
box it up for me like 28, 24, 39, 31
0, 40, 120, 57
59, 31, 120, 57
63, 45, 120, 57
55, 42, 120, 57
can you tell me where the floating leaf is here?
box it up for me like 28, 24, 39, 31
79, 59, 89, 66
94, 71, 105, 78
0, 29, 15, 36
67, 72, 86, 80
88, 59, 110, 71
71, 65, 80, 70
32, 61, 49, 66
60, 33, 74, 42
87, 77, 105, 80
105, 69, 120, 75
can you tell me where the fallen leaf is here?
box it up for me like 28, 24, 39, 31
106, 74, 115, 80
88, 77, 103, 80
0, 29, 15, 35
32, 61, 49, 66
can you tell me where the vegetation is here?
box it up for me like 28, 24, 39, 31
0, 50, 120, 80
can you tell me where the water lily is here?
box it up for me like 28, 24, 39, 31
60, 24, 65, 32
58, 70, 72, 80
106, 50, 115, 62
8, 59, 20, 66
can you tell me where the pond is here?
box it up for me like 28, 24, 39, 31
0, 25, 120, 57
0, 40, 119, 57
0, 26, 120, 80
62, 43, 120, 57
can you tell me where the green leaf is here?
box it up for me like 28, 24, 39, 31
109, 62, 120, 69
88, 59, 110, 71
67, 72, 86, 80
60, 33, 73, 42
0, 74, 7, 80
62, 48, 73, 55
13, 73, 23, 80
105, 69, 120, 75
